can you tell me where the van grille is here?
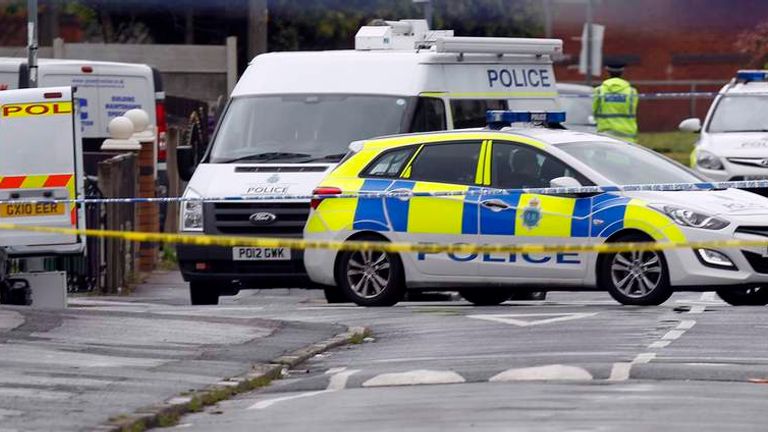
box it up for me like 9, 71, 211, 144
234, 166, 327, 173
204, 202, 310, 237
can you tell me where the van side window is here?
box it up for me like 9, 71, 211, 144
491, 142, 588, 189
408, 141, 481, 185
451, 99, 508, 129
410, 97, 447, 132
362, 147, 416, 178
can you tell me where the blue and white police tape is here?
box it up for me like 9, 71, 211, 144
1, 179, 768, 205
560, 91, 768, 99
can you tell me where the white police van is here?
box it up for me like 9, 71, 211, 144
176, 19, 564, 305
0, 58, 167, 169
681, 70, 768, 186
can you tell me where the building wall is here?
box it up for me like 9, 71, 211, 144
552, 0, 768, 131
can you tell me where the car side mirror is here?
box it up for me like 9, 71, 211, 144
550, 176, 582, 189
177, 145, 196, 182
678, 118, 702, 133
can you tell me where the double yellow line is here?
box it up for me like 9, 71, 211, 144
2, 223, 767, 255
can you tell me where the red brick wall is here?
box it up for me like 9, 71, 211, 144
552, 0, 768, 131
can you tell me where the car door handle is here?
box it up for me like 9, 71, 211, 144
387, 188, 414, 201
481, 199, 511, 212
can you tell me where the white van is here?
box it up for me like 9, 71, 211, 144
0, 86, 85, 256
176, 19, 563, 305
0, 58, 167, 169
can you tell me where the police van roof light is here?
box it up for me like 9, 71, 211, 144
434, 37, 563, 56
736, 70, 768, 82
486, 110, 566, 129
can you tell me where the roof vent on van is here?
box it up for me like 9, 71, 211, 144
354, 19, 562, 57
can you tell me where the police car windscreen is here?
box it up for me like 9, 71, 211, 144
708, 95, 768, 133
558, 141, 703, 185
209, 95, 409, 163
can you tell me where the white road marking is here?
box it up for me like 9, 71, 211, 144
362, 370, 466, 387
248, 369, 358, 410
324, 367, 347, 375
608, 363, 633, 382
677, 320, 696, 330
467, 312, 598, 327
489, 365, 593, 382
701, 292, 716, 302
608, 353, 656, 382
662, 329, 686, 340
248, 390, 331, 410
648, 341, 671, 349
0, 311, 24, 331
689, 305, 706, 314
326, 369, 359, 391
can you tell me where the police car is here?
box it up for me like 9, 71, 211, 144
304, 111, 768, 307
176, 19, 565, 305
681, 70, 768, 185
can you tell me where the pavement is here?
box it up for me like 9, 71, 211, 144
0, 272, 344, 432
2, 272, 768, 431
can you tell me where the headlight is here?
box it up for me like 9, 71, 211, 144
696, 150, 724, 170
649, 204, 729, 230
181, 195, 204, 232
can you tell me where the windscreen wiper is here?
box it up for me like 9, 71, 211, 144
220, 152, 312, 164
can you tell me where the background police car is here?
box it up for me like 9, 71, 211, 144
681, 70, 768, 186
176, 20, 566, 305
304, 116, 768, 307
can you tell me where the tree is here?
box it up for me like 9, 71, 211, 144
268, 0, 542, 51
735, 20, 768, 68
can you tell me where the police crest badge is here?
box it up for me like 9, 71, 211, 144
522, 197, 542, 229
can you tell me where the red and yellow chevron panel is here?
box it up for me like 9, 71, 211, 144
0, 173, 77, 225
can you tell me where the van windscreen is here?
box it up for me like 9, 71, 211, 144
209, 95, 410, 163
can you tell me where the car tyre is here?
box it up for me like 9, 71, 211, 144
336, 238, 405, 307
716, 287, 768, 306
323, 285, 350, 304
598, 233, 673, 306
189, 281, 219, 305
460, 288, 510, 306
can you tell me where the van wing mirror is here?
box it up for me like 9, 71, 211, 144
678, 118, 702, 133
176, 145, 196, 182
549, 176, 582, 189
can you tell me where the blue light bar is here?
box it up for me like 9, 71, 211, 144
486, 110, 567, 128
736, 70, 768, 82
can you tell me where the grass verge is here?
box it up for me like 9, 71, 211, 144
637, 131, 698, 165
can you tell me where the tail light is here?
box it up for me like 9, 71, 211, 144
155, 100, 168, 163
311, 187, 342, 210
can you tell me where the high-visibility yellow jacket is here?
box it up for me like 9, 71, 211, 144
593, 77, 639, 142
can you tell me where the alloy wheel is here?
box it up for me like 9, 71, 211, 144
610, 250, 663, 298
346, 250, 391, 299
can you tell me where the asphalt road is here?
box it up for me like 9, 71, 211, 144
141, 287, 768, 432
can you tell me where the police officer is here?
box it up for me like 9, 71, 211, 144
593, 62, 639, 142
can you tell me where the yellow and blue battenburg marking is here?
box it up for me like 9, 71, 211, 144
341, 179, 646, 240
